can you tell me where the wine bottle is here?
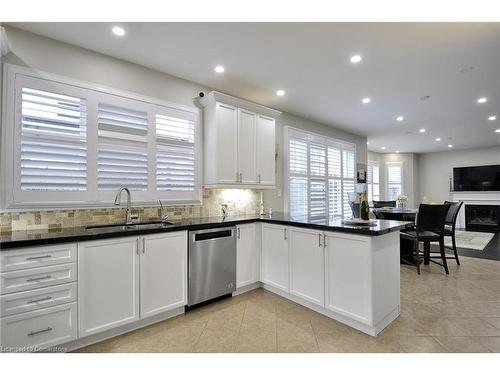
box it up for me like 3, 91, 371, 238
361, 199, 369, 220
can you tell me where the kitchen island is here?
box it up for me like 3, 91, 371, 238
0, 214, 411, 351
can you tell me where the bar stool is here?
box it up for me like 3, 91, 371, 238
400, 203, 451, 275
443, 201, 464, 265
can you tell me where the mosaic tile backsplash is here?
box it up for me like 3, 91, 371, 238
0, 189, 262, 234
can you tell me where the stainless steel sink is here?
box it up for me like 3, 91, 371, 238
85, 221, 175, 233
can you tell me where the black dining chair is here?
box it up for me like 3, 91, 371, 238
400, 203, 451, 275
443, 201, 464, 265
373, 200, 397, 208
372, 200, 397, 219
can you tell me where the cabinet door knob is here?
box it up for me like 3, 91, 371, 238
318, 233, 322, 248
237, 227, 241, 239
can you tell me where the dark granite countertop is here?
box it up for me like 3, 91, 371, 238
0, 212, 413, 250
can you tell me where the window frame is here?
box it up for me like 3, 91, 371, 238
386, 161, 403, 201
1, 64, 202, 209
284, 126, 357, 221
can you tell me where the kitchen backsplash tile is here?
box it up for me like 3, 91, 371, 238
0, 189, 261, 234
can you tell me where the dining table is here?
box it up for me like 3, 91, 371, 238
371, 207, 420, 264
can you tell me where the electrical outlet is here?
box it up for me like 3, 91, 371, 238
277, 189, 282, 197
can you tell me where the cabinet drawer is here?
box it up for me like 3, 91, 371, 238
1, 243, 77, 272
0, 282, 77, 317
0, 263, 77, 295
0, 302, 77, 351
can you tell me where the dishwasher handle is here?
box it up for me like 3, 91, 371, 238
190, 227, 235, 242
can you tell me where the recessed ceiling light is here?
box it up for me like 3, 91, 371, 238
362, 97, 371, 104
381, 146, 386, 150
477, 97, 487, 104
112, 26, 125, 37
396, 116, 404, 122
435, 137, 441, 142
419, 128, 426, 133
488, 115, 497, 121
366, 141, 370, 145
276, 89, 285, 97
448, 144, 453, 148
214, 65, 225, 73
350, 55, 362, 64
395, 150, 400, 154
496, 129, 500, 133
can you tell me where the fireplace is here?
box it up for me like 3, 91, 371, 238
465, 205, 500, 233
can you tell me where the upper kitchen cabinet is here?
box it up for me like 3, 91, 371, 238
200, 91, 281, 188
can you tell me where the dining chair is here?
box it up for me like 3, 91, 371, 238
400, 203, 451, 275
373, 200, 397, 208
443, 201, 464, 265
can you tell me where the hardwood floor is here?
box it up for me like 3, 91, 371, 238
76, 255, 500, 353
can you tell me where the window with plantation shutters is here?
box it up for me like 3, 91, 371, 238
367, 161, 380, 203
155, 109, 196, 193
97, 102, 149, 191
6, 67, 201, 208
387, 162, 403, 200
286, 127, 356, 222
19, 87, 87, 192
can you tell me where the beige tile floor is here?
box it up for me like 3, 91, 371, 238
76, 255, 500, 353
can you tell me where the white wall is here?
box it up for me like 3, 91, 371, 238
418, 145, 500, 203
1, 26, 367, 212
368, 151, 419, 208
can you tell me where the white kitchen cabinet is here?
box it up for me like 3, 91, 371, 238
324, 232, 371, 324
140, 231, 187, 319
237, 108, 258, 184
78, 237, 140, 338
256, 114, 276, 185
0, 302, 77, 350
211, 102, 239, 184
236, 224, 260, 288
323, 231, 400, 332
201, 91, 280, 188
289, 227, 325, 306
261, 223, 289, 292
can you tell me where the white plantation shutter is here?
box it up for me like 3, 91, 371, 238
287, 128, 356, 221
367, 161, 380, 202
8, 69, 201, 207
19, 87, 87, 192
97, 102, 149, 191
387, 162, 403, 200
155, 108, 196, 193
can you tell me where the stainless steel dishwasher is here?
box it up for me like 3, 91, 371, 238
188, 226, 236, 306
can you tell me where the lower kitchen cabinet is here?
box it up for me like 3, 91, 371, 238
289, 227, 325, 306
324, 232, 371, 324
0, 302, 77, 350
78, 237, 140, 338
236, 223, 260, 288
140, 231, 187, 319
78, 231, 189, 338
261, 223, 289, 292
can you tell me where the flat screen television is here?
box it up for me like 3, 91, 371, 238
453, 165, 500, 192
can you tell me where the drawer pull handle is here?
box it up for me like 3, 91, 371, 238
27, 327, 52, 337
26, 275, 52, 282
27, 296, 53, 304
26, 255, 52, 261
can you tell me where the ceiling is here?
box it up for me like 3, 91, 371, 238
8, 22, 500, 154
